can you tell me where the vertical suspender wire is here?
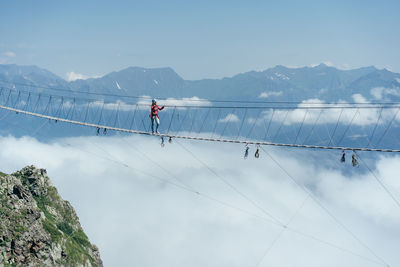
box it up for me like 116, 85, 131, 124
32, 94, 42, 113
83, 101, 91, 123
366, 107, 384, 147
43, 96, 52, 115
264, 109, 275, 141
4, 89, 12, 107
294, 108, 308, 145
210, 107, 222, 138
0, 89, 9, 121
116, 105, 123, 130
220, 108, 236, 138
140, 108, 149, 132
323, 122, 336, 146
236, 108, 248, 140
374, 107, 400, 148
272, 109, 289, 143
246, 109, 262, 140
22, 93, 31, 121
302, 109, 323, 145
113, 102, 121, 128
176, 107, 189, 133
23, 93, 31, 112
65, 98, 73, 119
0, 88, 6, 104
12, 91, 21, 109
97, 101, 105, 125
129, 104, 139, 130
327, 108, 344, 146
167, 106, 176, 135
55, 97, 64, 118
337, 108, 359, 146
0, 88, 4, 104
48, 95, 55, 116
66, 98, 76, 120
141, 118, 147, 132
197, 108, 211, 136
189, 108, 198, 134
389, 130, 400, 148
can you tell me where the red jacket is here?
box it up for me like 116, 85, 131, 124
150, 104, 164, 118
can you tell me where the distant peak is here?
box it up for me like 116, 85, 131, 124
312, 63, 332, 68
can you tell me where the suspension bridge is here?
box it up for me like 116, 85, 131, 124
1, 85, 400, 153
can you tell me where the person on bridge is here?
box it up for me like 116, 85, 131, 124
150, 99, 165, 134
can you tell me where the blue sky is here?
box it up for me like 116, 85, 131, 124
1, 0, 399, 80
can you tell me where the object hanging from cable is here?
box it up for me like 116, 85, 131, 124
169, 136, 172, 144
161, 136, 165, 147
352, 151, 359, 167
96, 127, 100, 136
103, 128, 107, 135
340, 150, 346, 163
254, 145, 260, 158
244, 143, 249, 159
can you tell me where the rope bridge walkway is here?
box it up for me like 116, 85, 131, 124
1, 86, 400, 153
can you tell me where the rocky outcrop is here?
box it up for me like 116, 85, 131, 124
0, 166, 102, 266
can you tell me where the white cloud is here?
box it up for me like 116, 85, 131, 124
0, 51, 16, 63
137, 96, 212, 110
396, 78, 400, 84
66, 71, 101, 82
370, 87, 400, 100
0, 135, 399, 267
218, 113, 239, 123
264, 95, 399, 126
259, 91, 283, 98
3, 51, 16, 57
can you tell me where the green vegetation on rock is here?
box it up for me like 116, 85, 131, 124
0, 166, 102, 266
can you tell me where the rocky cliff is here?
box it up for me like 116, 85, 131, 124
0, 166, 102, 266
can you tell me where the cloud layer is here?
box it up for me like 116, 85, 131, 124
66, 71, 101, 81
261, 94, 400, 127
0, 134, 399, 267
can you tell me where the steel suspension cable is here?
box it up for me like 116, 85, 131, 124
294, 109, 308, 145
366, 107, 384, 147
374, 108, 400, 148
175, 139, 284, 225
302, 109, 323, 145
337, 108, 359, 146
260, 146, 389, 267
328, 108, 344, 146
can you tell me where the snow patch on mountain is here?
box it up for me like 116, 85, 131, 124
274, 72, 290, 80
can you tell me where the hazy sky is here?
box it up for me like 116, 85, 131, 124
1, 0, 400, 80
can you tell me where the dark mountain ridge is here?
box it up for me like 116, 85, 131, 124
0, 63, 399, 103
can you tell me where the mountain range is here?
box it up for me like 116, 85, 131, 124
1, 63, 400, 103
